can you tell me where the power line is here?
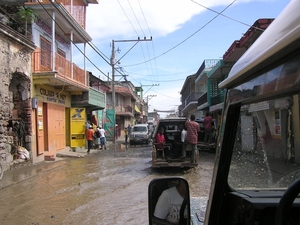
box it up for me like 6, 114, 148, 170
121, 0, 264, 68
121, 0, 155, 84
137, 0, 158, 81
191, 0, 264, 32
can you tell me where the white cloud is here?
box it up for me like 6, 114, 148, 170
86, 0, 241, 41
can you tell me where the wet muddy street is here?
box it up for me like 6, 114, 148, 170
0, 142, 215, 225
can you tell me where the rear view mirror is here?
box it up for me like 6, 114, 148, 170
148, 177, 191, 225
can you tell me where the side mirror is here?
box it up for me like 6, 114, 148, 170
148, 177, 191, 225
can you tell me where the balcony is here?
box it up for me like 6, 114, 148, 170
32, 48, 89, 92
181, 92, 202, 113
183, 92, 202, 108
211, 93, 225, 106
106, 104, 134, 117
198, 92, 208, 106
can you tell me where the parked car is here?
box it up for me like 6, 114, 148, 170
129, 124, 150, 145
195, 118, 218, 153
151, 117, 199, 168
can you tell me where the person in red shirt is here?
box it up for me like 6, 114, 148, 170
155, 127, 170, 158
204, 112, 213, 143
86, 125, 94, 153
185, 114, 200, 163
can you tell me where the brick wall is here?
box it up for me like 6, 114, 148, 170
0, 23, 35, 170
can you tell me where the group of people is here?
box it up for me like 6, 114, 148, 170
155, 113, 213, 163
86, 122, 107, 153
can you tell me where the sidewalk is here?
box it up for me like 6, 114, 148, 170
0, 140, 120, 190
56, 140, 115, 158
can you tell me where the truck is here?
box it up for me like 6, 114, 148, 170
195, 118, 218, 153
148, 0, 300, 224
151, 117, 199, 168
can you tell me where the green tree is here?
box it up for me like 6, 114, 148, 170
17, 6, 37, 37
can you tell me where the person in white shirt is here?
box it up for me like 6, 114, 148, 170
153, 179, 187, 224
99, 127, 106, 150
180, 125, 187, 159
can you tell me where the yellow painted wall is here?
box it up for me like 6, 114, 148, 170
70, 108, 86, 147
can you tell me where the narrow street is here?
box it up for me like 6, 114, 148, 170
0, 141, 215, 225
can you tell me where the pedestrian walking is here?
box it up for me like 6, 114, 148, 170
86, 125, 94, 153
99, 126, 106, 150
95, 126, 101, 149
185, 114, 200, 163
204, 112, 213, 143
124, 127, 129, 144
127, 124, 132, 135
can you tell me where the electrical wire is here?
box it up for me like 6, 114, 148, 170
122, 0, 155, 84
122, 0, 265, 68
191, 0, 265, 32
137, 0, 158, 83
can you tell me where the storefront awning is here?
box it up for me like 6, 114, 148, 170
135, 105, 141, 113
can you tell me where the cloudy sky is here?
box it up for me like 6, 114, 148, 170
74, 0, 290, 118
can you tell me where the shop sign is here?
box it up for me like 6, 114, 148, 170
71, 108, 85, 121
39, 87, 66, 105
210, 103, 224, 112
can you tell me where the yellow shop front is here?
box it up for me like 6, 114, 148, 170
32, 84, 71, 162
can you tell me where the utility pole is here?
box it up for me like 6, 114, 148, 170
146, 94, 156, 116
111, 37, 152, 143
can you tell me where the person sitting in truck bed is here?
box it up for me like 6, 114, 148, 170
155, 127, 170, 158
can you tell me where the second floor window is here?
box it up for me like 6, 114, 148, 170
57, 48, 66, 69
40, 36, 51, 69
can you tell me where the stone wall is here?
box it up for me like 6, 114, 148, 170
0, 22, 35, 171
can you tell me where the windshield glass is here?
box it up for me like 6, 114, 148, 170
133, 126, 147, 132
228, 94, 300, 190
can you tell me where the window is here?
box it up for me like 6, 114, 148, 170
40, 36, 51, 69
56, 48, 66, 69
228, 95, 300, 190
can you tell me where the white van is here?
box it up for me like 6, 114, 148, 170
129, 124, 150, 145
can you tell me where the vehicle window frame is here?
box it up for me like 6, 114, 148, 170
205, 103, 241, 224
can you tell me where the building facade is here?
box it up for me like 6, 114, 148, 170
0, 20, 36, 170
25, 0, 100, 162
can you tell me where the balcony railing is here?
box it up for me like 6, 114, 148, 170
106, 104, 133, 114
32, 48, 88, 87
211, 93, 225, 106
183, 92, 202, 108
27, 0, 86, 29
198, 92, 208, 106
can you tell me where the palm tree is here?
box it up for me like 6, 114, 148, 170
17, 6, 37, 37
